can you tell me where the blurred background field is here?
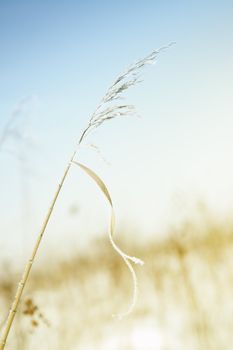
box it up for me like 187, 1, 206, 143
1, 211, 233, 350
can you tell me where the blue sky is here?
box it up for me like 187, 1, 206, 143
0, 0, 233, 260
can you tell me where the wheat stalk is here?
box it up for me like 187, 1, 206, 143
0, 43, 174, 349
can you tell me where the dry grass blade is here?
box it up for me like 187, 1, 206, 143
75, 161, 112, 205
73, 161, 144, 318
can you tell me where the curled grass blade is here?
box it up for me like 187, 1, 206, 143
72, 161, 144, 318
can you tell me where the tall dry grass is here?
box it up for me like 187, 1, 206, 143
0, 44, 174, 348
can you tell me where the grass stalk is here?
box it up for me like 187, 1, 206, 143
0, 44, 173, 349
0, 149, 77, 349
